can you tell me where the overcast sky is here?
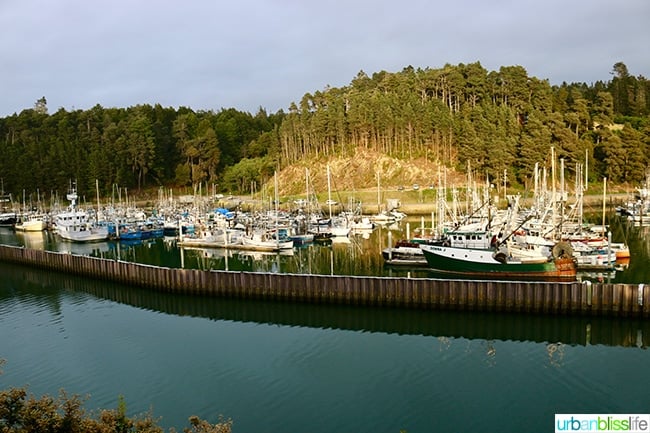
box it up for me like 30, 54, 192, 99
1, 0, 648, 117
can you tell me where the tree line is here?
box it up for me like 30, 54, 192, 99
278, 61, 649, 189
0, 61, 648, 203
0, 104, 283, 203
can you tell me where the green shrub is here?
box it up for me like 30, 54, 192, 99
0, 384, 231, 433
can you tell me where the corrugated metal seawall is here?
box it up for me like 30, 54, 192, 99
0, 244, 647, 318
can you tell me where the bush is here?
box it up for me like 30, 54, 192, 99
0, 385, 232, 433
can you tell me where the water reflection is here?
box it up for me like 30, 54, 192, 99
0, 217, 634, 279
546, 342, 565, 367
14, 230, 46, 249
4, 214, 647, 284
1, 261, 647, 350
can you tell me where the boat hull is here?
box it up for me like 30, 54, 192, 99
420, 244, 576, 279
57, 226, 110, 242
382, 241, 427, 266
15, 219, 47, 232
241, 237, 294, 252
0, 213, 17, 227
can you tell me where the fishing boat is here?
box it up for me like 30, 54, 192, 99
288, 222, 315, 245
348, 216, 375, 233
240, 229, 294, 252
178, 226, 244, 248
0, 212, 17, 227
53, 185, 109, 242
14, 213, 47, 232
419, 229, 576, 279
0, 185, 15, 227
574, 248, 617, 270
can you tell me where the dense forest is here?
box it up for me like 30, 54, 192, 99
0, 61, 648, 202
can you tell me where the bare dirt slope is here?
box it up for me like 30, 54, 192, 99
275, 149, 460, 196
268, 149, 626, 215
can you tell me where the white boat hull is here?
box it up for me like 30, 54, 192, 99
57, 226, 109, 242
15, 219, 47, 232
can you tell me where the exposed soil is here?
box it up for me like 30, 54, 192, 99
268, 149, 633, 215
275, 149, 463, 196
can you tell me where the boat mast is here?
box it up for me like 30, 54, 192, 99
376, 171, 381, 214
551, 147, 557, 240
305, 167, 310, 215
559, 158, 565, 240
327, 164, 333, 219
95, 179, 101, 223
585, 149, 589, 192
466, 160, 471, 217
575, 162, 584, 232
275, 170, 279, 249
602, 177, 607, 238
534, 162, 539, 212
437, 167, 445, 236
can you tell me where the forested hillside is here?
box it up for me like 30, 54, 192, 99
0, 61, 648, 201
278, 62, 649, 189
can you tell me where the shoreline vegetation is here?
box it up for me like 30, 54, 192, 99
0, 362, 232, 433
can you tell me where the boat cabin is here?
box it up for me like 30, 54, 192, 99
442, 230, 493, 249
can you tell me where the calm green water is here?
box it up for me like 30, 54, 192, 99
0, 217, 649, 432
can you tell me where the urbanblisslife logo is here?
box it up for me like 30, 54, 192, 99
555, 415, 650, 432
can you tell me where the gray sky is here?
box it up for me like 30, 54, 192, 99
1, 0, 648, 117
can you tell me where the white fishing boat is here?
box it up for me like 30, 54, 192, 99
574, 249, 617, 270
53, 185, 109, 242
330, 219, 351, 237
14, 213, 47, 232
370, 211, 396, 224
348, 216, 375, 233
178, 226, 243, 248
240, 229, 294, 252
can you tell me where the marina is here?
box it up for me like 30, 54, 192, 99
0, 211, 647, 317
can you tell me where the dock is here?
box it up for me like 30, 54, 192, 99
0, 244, 647, 318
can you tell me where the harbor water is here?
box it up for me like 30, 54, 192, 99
0, 217, 649, 432
1, 215, 648, 283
